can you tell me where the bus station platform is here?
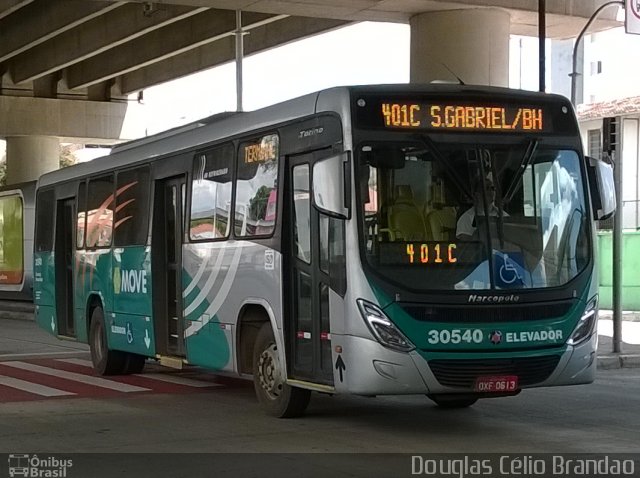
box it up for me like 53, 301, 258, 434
596, 310, 640, 369
0, 302, 638, 368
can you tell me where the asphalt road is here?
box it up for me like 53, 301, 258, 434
0, 318, 639, 478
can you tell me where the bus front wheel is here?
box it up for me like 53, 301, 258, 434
89, 306, 126, 376
122, 354, 146, 374
253, 323, 310, 418
427, 394, 479, 408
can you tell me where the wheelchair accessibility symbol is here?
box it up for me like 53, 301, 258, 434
494, 252, 525, 288
126, 322, 134, 344
499, 253, 522, 284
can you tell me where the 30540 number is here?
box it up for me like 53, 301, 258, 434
427, 329, 484, 345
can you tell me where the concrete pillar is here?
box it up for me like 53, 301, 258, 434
410, 8, 510, 87
5, 136, 59, 184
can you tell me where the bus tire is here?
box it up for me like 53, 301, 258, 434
253, 323, 310, 418
122, 353, 146, 375
427, 394, 479, 408
89, 306, 126, 376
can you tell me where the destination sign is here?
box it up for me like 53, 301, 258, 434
380, 102, 544, 132
379, 242, 458, 266
243, 134, 278, 164
378, 241, 485, 266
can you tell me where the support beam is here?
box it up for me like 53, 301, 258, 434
33, 73, 61, 98
9, 3, 206, 85
0, 95, 127, 142
0, 0, 34, 21
87, 81, 114, 101
0, 0, 124, 63
120, 16, 348, 94
47, 0, 404, 22
26, 0, 622, 27
66, 9, 283, 90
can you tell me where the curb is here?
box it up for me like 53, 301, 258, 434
597, 354, 640, 369
0, 301, 35, 321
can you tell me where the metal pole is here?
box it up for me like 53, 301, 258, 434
539, 0, 546, 93
570, 1, 624, 105
235, 10, 243, 112
612, 132, 623, 353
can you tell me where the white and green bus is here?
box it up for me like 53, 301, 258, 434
34, 85, 615, 417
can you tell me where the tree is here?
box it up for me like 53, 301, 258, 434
59, 144, 78, 168
249, 185, 272, 220
0, 154, 6, 187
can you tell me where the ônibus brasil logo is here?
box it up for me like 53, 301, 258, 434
8, 454, 72, 477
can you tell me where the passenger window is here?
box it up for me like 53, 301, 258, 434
190, 144, 233, 241
86, 175, 114, 248
76, 181, 86, 249
115, 167, 150, 246
292, 164, 310, 263
35, 189, 55, 252
235, 134, 279, 237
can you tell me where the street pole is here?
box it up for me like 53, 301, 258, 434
539, 0, 546, 93
612, 131, 623, 353
235, 10, 244, 112
570, 1, 624, 106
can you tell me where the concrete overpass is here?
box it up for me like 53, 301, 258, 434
0, 0, 622, 183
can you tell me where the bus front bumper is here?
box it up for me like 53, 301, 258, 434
331, 332, 597, 396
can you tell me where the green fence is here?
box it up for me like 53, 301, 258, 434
597, 231, 640, 310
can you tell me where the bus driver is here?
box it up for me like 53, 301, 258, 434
456, 175, 506, 240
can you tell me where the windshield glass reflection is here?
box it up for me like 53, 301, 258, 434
359, 139, 589, 291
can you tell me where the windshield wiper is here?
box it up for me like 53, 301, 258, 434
504, 139, 539, 204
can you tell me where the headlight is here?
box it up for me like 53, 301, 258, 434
357, 299, 415, 352
567, 296, 598, 346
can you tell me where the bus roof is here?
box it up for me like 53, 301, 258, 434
35, 84, 571, 189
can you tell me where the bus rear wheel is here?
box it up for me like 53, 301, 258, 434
89, 306, 126, 376
253, 323, 310, 418
428, 394, 479, 408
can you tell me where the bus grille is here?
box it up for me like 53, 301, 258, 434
428, 355, 561, 389
400, 301, 575, 323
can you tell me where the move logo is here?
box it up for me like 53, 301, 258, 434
119, 269, 148, 294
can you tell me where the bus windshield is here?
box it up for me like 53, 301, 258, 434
358, 137, 590, 291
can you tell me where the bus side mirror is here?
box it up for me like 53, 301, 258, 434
312, 151, 351, 220
586, 156, 616, 220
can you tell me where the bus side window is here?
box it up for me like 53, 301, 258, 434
189, 144, 233, 241
86, 174, 114, 248
76, 181, 86, 249
320, 214, 346, 296
35, 189, 55, 253
115, 167, 150, 246
235, 134, 279, 237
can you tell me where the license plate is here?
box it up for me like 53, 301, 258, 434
474, 375, 519, 393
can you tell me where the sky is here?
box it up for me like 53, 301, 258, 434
122, 21, 412, 138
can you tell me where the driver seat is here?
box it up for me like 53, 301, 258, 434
386, 185, 427, 241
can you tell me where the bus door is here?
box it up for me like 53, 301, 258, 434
152, 175, 186, 358
54, 197, 75, 337
285, 153, 335, 386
